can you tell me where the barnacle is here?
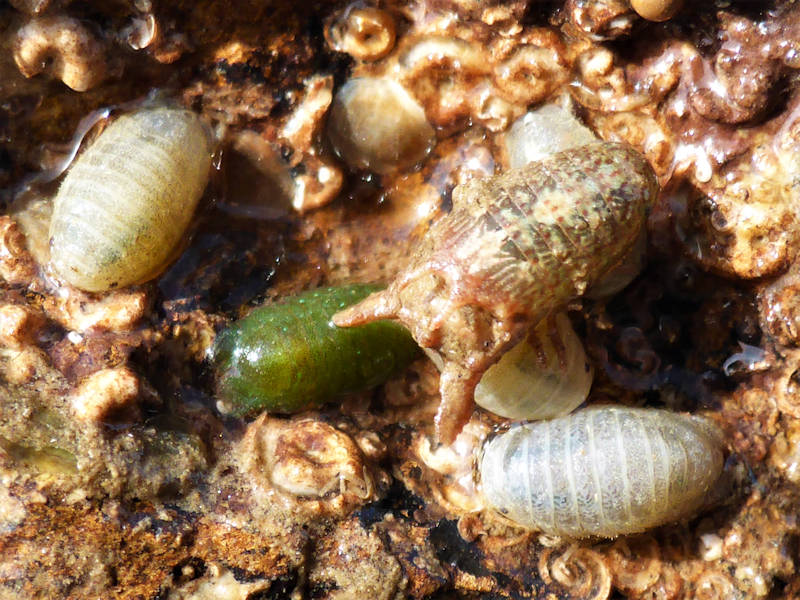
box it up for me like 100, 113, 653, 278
325, 6, 396, 62
13, 16, 108, 92
493, 45, 567, 106
239, 414, 378, 516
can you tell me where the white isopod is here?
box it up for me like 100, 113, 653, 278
48, 106, 214, 292
479, 406, 723, 538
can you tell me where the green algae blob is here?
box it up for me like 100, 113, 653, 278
212, 284, 420, 416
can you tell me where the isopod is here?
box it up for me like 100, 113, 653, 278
334, 142, 659, 443
48, 106, 213, 292
212, 284, 421, 416
479, 406, 724, 538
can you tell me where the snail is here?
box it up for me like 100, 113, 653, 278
473, 312, 592, 421
212, 284, 421, 416
327, 77, 436, 174
479, 406, 724, 538
48, 106, 213, 292
334, 142, 658, 443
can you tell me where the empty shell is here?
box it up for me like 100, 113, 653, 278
474, 313, 592, 421
505, 104, 597, 169
49, 106, 213, 292
479, 406, 723, 538
327, 77, 436, 174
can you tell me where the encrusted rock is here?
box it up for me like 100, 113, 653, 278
0, 304, 44, 348
0, 217, 36, 286
43, 287, 149, 332
69, 366, 141, 424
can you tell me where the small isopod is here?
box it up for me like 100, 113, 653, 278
212, 284, 421, 416
334, 142, 659, 443
48, 106, 213, 292
479, 406, 724, 538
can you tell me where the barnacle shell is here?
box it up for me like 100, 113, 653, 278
240, 414, 376, 517
327, 77, 436, 174
48, 107, 213, 292
479, 406, 724, 538
325, 6, 396, 62
493, 45, 567, 106
474, 313, 592, 421
335, 142, 658, 443
13, 16, 108, 92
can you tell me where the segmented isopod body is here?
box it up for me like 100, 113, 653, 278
212, 284, 420, 416
334, 142, 659, 443
49, 106, 213, 292
479, 406, 723, 538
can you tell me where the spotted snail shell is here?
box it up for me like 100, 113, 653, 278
479, 406, 724, 538
48, 106, 213, 292
334, 142, 659, 443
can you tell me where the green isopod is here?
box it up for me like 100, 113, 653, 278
212, 284, 421, 416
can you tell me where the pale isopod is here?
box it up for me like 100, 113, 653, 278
334, 142, 658, 443
479, 406, 723, 538
48, 106, 213, 292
